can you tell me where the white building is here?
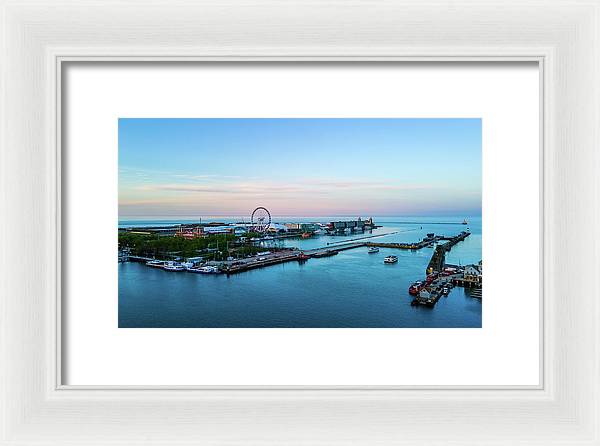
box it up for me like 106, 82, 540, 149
463, 264, 482, 283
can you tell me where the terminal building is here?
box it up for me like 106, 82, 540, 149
327, 217, 374, 232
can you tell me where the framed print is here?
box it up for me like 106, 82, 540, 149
1, 1, 599, 445
61, 62, 539, 387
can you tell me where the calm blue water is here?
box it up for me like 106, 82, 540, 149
118, 216, 482, 328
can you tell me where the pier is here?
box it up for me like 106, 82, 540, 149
326, 231, 400, 245
410, 274, 462, 308
221, 231, 471, 274
426, 231, 471, 274
223, 250, 302, 274
128, 255, 158, 262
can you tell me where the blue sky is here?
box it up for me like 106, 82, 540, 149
119, 118, 481, 218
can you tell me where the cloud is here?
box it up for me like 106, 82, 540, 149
134, 179, 435, 196
119, 173, 477, 217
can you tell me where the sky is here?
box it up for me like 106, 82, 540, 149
119, 118, 482, 219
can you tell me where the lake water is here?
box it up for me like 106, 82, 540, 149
118, 216, 482, 328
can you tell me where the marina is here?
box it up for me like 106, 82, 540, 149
125, 228, 472, 280
119, 216, 482, 327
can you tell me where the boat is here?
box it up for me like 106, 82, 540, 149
200, 265, 220, 274
368, 247, 379, 253
301, 232, 312, 239
462, 219, 468, 225
163, 261, 185, 271
297, 252, 310, 261
384, 255, 398, 264
188, 265, 220, 274
443, 287, 449, 295
408, 281, 423, 295
146, 260, 164, 268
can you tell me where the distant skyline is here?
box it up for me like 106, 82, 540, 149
119, 118, 482, 218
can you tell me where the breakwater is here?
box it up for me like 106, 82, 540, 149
426, 232, 471, 273
220, 231, 471, 275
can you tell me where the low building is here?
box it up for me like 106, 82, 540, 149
203, 226, 234, 235
233, 226, 247, 235
463, 264, 482, 284
175, 226, 205, 239
285, 223, 302, 231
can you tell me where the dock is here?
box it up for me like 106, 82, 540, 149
410, 274, 461, 307
222, 250, 302, 274
304, 242, 365, 256
221, 231, 471, 275
426, 231, 471, 274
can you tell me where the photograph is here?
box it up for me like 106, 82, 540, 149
118, 118, 482, 328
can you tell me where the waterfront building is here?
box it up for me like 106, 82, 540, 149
463, 264, 482, 284
175, 226, 205, 239
203, 226, 234, 235
233, 226, 247, 235
327, 218, 375, 232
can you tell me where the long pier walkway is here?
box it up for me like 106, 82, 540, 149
426, 231, 471, 274
131, 231, 472, 277
224, 231, 471, 274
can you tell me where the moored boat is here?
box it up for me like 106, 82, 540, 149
297, 252, 310, 261
163, 261, 185, 271
200, 265, 220, 274
188, 265, 221, 274
408, 281, 423, 295
146, 260, 164, 268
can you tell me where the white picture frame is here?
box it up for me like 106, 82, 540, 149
1, 1, 598, 444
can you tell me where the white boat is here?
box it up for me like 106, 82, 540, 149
187, 265, 220, 274
200, 265, 220, 274
384, 255, 398, 264
368, 247, 379, 253
146, 260, 164, 268
163, 261, 185, 271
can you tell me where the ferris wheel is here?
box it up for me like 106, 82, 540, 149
250, 207, 271, 233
